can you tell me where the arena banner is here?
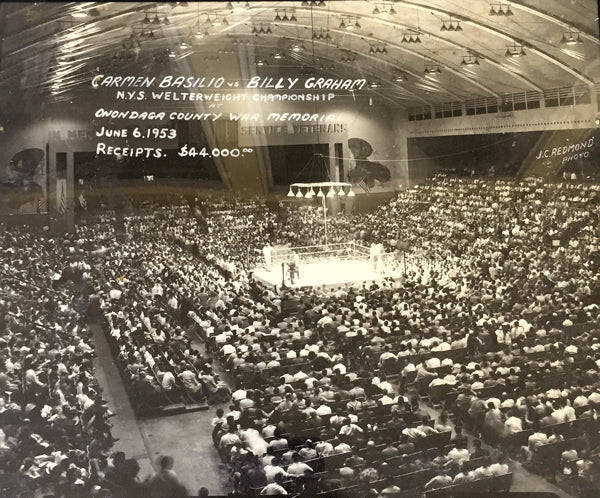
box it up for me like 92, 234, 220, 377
237, 121, 347, 146
56, 178, 67, 215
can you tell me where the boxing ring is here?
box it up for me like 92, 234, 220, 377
252, 241, 400, 289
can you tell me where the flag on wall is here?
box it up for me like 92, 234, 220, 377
37, 196, 48, 214
57, 179, 66, 215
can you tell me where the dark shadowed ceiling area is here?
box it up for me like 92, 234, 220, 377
0, 1, 599, 109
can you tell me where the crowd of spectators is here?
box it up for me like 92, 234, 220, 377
3, 173, 600, 496
188, 175, 599, 495
0, 220, 219, 496
0, 225, 117, 496
94, 216, 232, 411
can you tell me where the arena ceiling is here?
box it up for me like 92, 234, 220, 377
0, 1, 599, 107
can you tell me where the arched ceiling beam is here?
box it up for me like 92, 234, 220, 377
292, 7, 542, 93
509, 0, 600, 44
285, 21, 500, 99
283, 45, 432, 105
399, 1, 595, 87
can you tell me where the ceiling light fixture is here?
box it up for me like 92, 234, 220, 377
339, 16, 358, 29
461, 52, 480, 66
441, 18, 462, 32
401, 30, 422, 43
340, 50, 356, 63
505, 42, 526, 57
371, 43, 387, 54
560, 28, 583, 45
424, 63, 442, 75
192, 4, 203, 40
300, 66, 316, 76
489, 3, 513, 16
